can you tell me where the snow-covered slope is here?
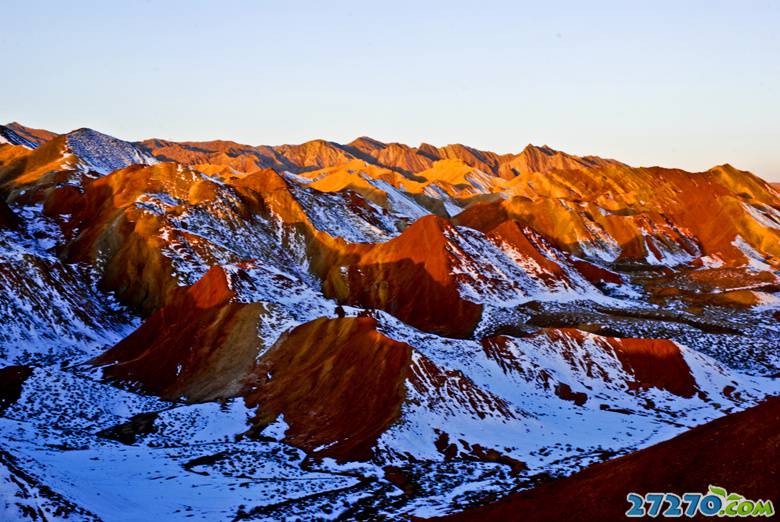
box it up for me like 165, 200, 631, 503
65, 128, 156, 175
0, 206, 138, 365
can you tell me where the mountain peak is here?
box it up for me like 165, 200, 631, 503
64, 127, 156, 174
520, 143, 559, 156
349, 136, 386, 149
2, 122, 58, 148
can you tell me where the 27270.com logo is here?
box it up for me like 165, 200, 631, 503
626, 485, 774, 518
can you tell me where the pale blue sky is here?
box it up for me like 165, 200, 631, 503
2, 1, 779, 180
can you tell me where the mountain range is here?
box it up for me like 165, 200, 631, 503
0, 121, 778, 521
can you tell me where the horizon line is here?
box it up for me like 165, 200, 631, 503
4, 119, 777, 182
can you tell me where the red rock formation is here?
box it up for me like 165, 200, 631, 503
605, 337, 697, 397
131, 132, 780, 270
0, 142, 34, 170
140, 138, 291, 172
498, 144, 622, 179
571, 259, 622, 286
344, 139, 613, 180
537, 329, 697, 397
46, 163, 186, 313
93, 266, 263, 401
500, 163, 780, 267
347, 138, 436, 174
43, 163, 339, 314
245, 317, 413, 461
323, 215, 483, 338
456, 203, 584, 286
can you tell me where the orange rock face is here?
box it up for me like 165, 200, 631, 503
12, 124, 775, 272
245, 317, 413, 461
501, 163, 780, 268
39, 162, 338, 314
46, 163, 193, 313
0, 135, 78, 199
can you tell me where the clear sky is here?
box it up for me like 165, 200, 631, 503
2, 0, 779, 180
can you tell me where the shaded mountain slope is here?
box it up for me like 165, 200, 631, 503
0, 201, 136, 365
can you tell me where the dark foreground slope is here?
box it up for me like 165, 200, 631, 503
439, 395, 780, 522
